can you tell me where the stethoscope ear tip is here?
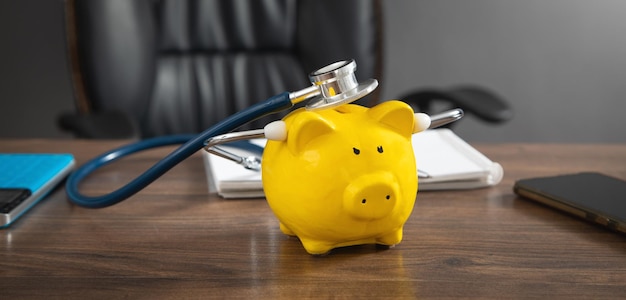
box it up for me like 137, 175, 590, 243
264, 121, 287, 141
413, 113, 431, 133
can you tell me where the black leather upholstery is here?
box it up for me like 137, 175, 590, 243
61, 0, 511, 139
64, 0, 382, 138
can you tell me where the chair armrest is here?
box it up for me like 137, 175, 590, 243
57, 110, 139, 139
399, 86, 513, 124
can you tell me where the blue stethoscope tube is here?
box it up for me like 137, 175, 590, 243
66, 92, 291, 208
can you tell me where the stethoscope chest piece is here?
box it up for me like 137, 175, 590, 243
306, 59, 378, 111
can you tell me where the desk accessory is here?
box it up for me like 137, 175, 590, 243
0, 153, 75, 228
260, 101, 419, 254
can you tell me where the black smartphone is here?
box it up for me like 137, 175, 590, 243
513, 172, 626, 234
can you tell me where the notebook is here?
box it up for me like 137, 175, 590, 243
203, 129, 503, 198
0, 153, 75, 227
412, 129, 503, 190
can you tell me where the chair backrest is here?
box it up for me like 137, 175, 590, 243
66, 0, 383, 137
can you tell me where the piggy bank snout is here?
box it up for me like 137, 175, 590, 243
343, 171, 400, 220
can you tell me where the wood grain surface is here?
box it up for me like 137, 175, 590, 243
1, 140, 625, 299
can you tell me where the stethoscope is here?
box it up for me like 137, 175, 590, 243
66, 59, 462, 208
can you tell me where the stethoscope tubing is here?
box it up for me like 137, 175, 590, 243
66, 92, 291, 208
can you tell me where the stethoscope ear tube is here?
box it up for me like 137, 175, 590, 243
66, 92, 293, 208
203, 120, 287, 171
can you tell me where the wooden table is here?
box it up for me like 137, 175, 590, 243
1, 140, 625, 298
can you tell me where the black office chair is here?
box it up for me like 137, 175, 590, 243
59, 0, 511, 139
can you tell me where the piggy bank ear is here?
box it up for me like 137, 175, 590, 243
368, 100, 415, 137
287, 112, 335, 154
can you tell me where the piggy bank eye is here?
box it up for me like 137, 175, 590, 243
353, 147, 360, 155
377, 146, 384, 153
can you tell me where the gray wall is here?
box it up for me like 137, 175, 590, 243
382, 0, 626, 142
1, 0, 625, 142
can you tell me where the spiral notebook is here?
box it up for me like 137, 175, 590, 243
203, 129, 503, 198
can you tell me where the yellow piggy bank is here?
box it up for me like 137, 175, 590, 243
262, 100, 428, 255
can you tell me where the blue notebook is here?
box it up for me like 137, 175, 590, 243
0, 153, 75, 228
